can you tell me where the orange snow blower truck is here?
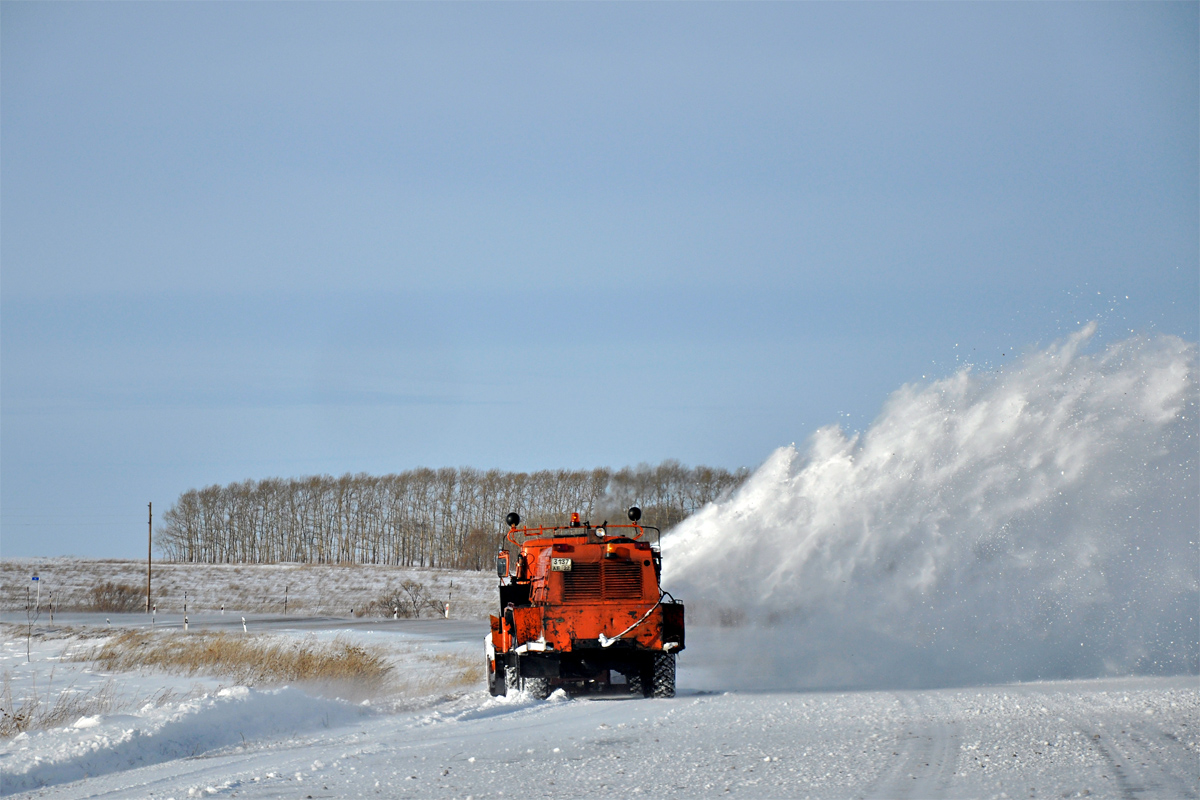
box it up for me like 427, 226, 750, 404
486, 507, 685, 699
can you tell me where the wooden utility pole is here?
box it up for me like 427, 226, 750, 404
146, 502, 153, 612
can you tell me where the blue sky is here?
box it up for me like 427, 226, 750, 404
3, 3, 1196, 558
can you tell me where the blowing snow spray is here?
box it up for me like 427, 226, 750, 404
665, 326, 1198, 690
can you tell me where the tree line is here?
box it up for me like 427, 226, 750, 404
157, 461, 749, 569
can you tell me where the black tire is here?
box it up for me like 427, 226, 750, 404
487, 655, 502, 696
524, 677, 552, 699
504, 662, 520, 695
651, 652, 675, 698
626, 666, 648, 697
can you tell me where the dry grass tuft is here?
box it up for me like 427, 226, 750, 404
88, 581, 144, 612
77, 630, 393, 692
0, 670, 183, 738
2, 672, 115, 738
2, 629, 481, 738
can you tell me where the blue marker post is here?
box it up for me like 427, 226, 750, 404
31, 575, 40, 610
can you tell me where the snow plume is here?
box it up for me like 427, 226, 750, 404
665, 325, 1198, 690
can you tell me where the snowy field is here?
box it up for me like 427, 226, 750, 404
1, 559, 496, 620
2, 613, 1197, 800
3, 330, 1195, 797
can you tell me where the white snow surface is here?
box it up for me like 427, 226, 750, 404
1, 618, 1196, 799
3, 684, 366, 794
0, 617, 484, 796
664, 326, 1198, 689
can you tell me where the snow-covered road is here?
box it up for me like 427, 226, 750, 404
4, 615, 1195, 800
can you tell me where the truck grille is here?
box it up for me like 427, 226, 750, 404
562, 562, 642, 601
563, 563, 601, 601
603, 562, 643, 599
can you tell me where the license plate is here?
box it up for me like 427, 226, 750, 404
551, 557, 573, 572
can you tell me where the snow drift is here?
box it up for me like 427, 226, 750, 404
664, 324, 1198, 689
2, 686, 370, 795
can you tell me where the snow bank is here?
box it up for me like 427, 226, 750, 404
1, 686, 370, 795
664, 325, 1198, 689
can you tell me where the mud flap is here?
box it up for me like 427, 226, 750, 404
662, 602, 685, 652
518, 652, 561, 678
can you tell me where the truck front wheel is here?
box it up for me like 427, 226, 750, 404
651, 652, 675, 698
504, 662, 520, 695
487, 655, 503, 696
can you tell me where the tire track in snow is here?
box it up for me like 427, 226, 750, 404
862, 691, 960, 800
1054, 705, 1198, 799
906, 691, 961, 799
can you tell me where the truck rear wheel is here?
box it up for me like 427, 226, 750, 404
626, 668, 647, 697
651, 652, 675, 698
524, 677, 552, 699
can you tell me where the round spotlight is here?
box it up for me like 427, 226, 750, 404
505, 512, 521, 528
627, 506, 642, 522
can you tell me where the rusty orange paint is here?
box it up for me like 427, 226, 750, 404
512, 606, 544, 643
490, 518, 681, 657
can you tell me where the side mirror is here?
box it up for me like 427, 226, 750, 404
496, 551, 510, 578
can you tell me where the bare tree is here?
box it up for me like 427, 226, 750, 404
157, 461, 749, 568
